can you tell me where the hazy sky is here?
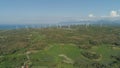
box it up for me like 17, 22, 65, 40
0, 0, 120, 24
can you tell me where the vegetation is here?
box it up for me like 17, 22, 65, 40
0, 25, 120, 68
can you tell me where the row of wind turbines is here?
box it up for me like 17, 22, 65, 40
15, 23, 103, 30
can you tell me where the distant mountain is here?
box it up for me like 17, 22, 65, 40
92, 19, 120, 26
59, 18, 120, 26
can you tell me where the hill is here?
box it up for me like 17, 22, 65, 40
0, 25, 120, 68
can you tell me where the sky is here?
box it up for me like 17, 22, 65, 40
0, 0, 120, 24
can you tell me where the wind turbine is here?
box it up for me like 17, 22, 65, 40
25, 25, 29, 30
15, 26, 18, 30
85, 23, 89, 28
100, 22, 103, 27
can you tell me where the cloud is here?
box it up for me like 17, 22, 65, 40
110, 10, 119, 17
88, 14, 95, 18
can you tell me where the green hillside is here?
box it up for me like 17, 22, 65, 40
0, 25, 120, 68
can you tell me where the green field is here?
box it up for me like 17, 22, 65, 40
0, 25, 120, 68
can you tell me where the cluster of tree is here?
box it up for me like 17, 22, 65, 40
81, 51, 100, 59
